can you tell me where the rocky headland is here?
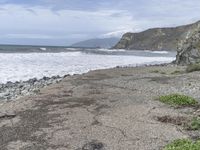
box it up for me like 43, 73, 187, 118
175, 24, 200, 65
113, 20, 200, 51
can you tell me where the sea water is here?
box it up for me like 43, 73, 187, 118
0, 46, 176, 84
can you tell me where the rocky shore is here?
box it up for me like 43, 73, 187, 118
0, 65, 200, 149
0, 75, 69, 101
0, 64, 171, 102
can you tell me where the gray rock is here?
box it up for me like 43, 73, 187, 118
0, 74, 67, 101
81, 141, 105, 150
175, 25, 200, 65
63, 74, 70, 78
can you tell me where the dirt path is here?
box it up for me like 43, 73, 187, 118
0, 65, 199, 150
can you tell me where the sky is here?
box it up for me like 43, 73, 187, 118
0, 0, 200, 46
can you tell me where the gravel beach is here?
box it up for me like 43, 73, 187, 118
0, 65, 200, 150
0, 75, 68, 101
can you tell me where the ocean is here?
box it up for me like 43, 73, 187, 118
0, 45, 176, 84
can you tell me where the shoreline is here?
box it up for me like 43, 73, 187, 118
0, 62, 174, 101
0, 75, 69, 101
0, 64, 199, 149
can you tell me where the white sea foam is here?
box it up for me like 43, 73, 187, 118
144, 50, 169, 54
40, 47, 47, 51
98, 48, 126, 52
65, 48, 79, 51
151, 51, 169, 54
0, 51, 175, 84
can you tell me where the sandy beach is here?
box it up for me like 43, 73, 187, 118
0, 65, 200, 150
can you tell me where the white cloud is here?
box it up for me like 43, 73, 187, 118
4, 34, 54, 39
0, 5, 135, 33
101, 29, 134, 38
1, 0, 200, 45
0, 4, 137, 45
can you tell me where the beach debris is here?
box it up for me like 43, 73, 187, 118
0, 113, 16, 120
81, 140, 105, 150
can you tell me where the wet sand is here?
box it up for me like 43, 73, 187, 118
0, 65, 200, 150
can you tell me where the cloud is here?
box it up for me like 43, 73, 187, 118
0, 0, 200, 45
3, 34, 55, 39
25, 8, 37, 15
2, 33, 89, 40
101, 29, 134, 38
0, 4, 137, 45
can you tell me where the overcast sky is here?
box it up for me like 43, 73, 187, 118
0, 0, 200, 46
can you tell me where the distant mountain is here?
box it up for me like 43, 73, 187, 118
71, 37, 120, 48
113, 20, 200, 51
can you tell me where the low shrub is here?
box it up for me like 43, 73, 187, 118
186, 117, 200, 130
158, 94, 198, 107
171, 70, 182, 75
186, 63, 200, 73
163, 139, 200, 150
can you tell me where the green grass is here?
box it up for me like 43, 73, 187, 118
150, 70, 166, 74
151, 70, 160, 73
186, 63, 200, 73
186, 117, 200, 130
163, 139, 200, 150
160, 71, 166, 74
158, 94, 198, 107
171, 70, 182, 75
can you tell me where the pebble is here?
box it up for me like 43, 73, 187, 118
0, 74, 70, 101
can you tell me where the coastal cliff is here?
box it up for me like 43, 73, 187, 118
175, 24, 200, 65
113, 21, 200, 51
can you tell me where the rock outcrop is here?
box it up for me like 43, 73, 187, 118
175, 25, 200, 65
113, 21, 200, 51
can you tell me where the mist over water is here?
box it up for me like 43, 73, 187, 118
0, 46, 176, 84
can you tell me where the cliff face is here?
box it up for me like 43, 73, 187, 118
175, 25, 200, 65
113, 21, 200, 51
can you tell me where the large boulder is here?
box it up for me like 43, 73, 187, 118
175, 26, 200, 65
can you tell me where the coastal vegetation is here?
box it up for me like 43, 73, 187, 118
171, 70, 182, 75
150, 70, 167, 74
158, 94, 198, 107
163, 139, 200, 150
150, 70, 160, 73
151, 69, 183, 75
186, 117, 200, 131
186, 63, 200, 73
